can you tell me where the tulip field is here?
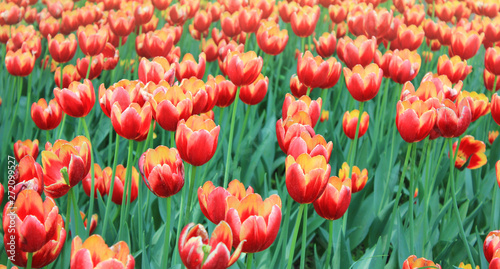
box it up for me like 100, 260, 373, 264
2, 0, 500, 268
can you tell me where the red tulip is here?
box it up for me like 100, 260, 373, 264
71, 235, 134, 269
82, 163, 108, 199
76, 54, 104, 80
221, 11, 241, 37
314, 32, 336, 58
451, 135, 487, 170
99, 80, 147, 118
458, 91, 490, 122
180, 77, 219, 114
338, 162, 368, 193
106, 164, 139, 205
450, 27, 483, 60
402, 255, 441, 269
388, 49, 421, 84
492, 93, 500, 125
176, 115, 220, 166
111, 102, 152, 141
313, 176, 351, 220
485, 46, 500, 76
257, 20, 289, 56
54, 64, 81, 89
13, 139, 39, 162
296, 51, 342, 89
282, 93, 322, 128
337, 35, 377, 69
290, 5, 320, 37
10, 155, 44, 197
138, 57, 176, 85
108, 10, 136, 37
48, 33, 77, 64
437, 55, 472, 84
342, 110, 369, 140
77, 25, 108, 57
485, 231, 500, 263
31, 98, 64, 131
287, 131, 332, 162
175, 52, 206, 81
5, 49, 35, 77
239, 74, 268, 105
224, 50, 263, 86
396, 100, 436, 143
435, 98, 472, 138
53, 79, 96, 118
343, 63, 383, 102
276, 111, 315, 154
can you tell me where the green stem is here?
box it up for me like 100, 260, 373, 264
408, 142, 416, 255
325, 220, 334, 268
171, 131, 175, 149
448, 138, 476, 267
300, 204, 308, 269
46, 130, 50, 144
107, 130, 113, 166
377, 116, 398, 212
57, 114, 66, 139
223, 86, 241, 188
26, 252, 33, 269
348, 101, 365, 178
270, 195, 292, 268
185, 165, 197, 224
233, 105, 251, 166
422, 140, 434, 256
81, 117, 95, 236
102, 133, 120, 238
64, 193, 71, 236
118, 139, 134, 238
287, 204, 305, 269
60, 62, 64, 88
306, 87, 311, 97
173, 178, 187, 265
382, 143, 413, 258
86, 55, 93, 80
69, 188, 81, 237
22, 73, 32, 139
161, 197, 172, 268
8, 77, 23, 145
246, 253, 253, 269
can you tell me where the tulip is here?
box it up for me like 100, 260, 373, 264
492, 93, 500, 125
99, 80, 147, 118
149, 85, 193, 132
343, 63, 383, 102
42, 136, 91, 198
388, 49, 421, 84
178, 221, 244, 268
338, 162, 368, 193
403, 5, 425, 26
54, 79, 95, 118
175, 52, 206, 81
486, 231, 500, 263
31, 98, 64, 131
238, 6, 261, 33
76, 54, 104, 80
282, 93, 322, 128
3, 190, 66, 268
402, 255, 441, 269
289, 74, 310, 97
108, 10, 136, 37
10, 155, 44, 197
278, 1, 300, 23
343, 110, 369, 140
285, 153, 331, 204
256, 20, 289, 56
451, 135, 487, 170
239, 74, 268, 105
486, 47, 500, 76
484, 69, 500, 92
71, 235, 135, 268
221, 11, 241, 37
5, 49, 35, 77
138, 29, 174, 59
180, 77, 219, 114
287, 131, 332, 162
202, 39, 219, 62
48, 33, 77, 64
106, 164, 139, 205
346, 6, 366, 37
77, 25, 108, 57
111, 102, 152, 141
13, 139, 39, 162
224, 50, 263, 86
138, 57, 176, 85
364, 8, 393, 39
313, 32, 336, 58
225, 192, 282, 252
435, 98, 472, 138
296, 51, 342, 90
54, 64, 81, 89
337, 35, 377, 69
276, 112, 315, 154
193, 10, 212, 33
210, 75, 237, 108
437, 55, 472, 84
138, 146, 184, 198
176, 115, 220, 166
82, 163, 108, 198
134, 2, 154, 25
421, 72, 463, 102
313, 176, 351, 220
458, 91, 490, 122
450, 28, 483, 60
490, 130, 499, 145
497, 161, 500, 188
290, 5, 320, 38
390, 24, 424, 51
0, 3, 23, 25
396, 100, 437, 143
79, 212, 98, 235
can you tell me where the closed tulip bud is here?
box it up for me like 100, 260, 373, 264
221, 11, 241, 37
285, 153, 330, 204
276, 112, 315, 153
396, 100, 436, 143
297, 51, 342, 89
76, 54, 104, 80
3, 190, 66, 268
328, 3, 348, 24
48, 33, 77, 64
320, 110, 329, 122
108, 10, 136, 37
10, 155, 44, 197
138, 57, 176, 85
389, 49, 421, 84
458, 91, 490, 122
451, 135, 487, 170
179, 221, 243, 268
175, 52, 206, 81
39, 16, 60, 39
313, 32, 336, 58
364, 8, 393, 39
42, 136, 91, 198
403, 5, 425, 26
484, 69, 500, 92
225, 50, 263, 86
289, 74, 310, 98
54, 65, 81, 89
134, 2, 154, 25
313, 176, 351, 220
5, 49, 35, 77
282, 93, 322, 128
485, 231, 500, 263
99, 80, 147, 118
342, 110, 369, 140
291, 5, 320, 38
287, 131, 333, 162
437, 55, 472, 84
31, 98, 63, 131
71, 235, 135, 268
435, 98, 472, 138
486, 47, 500, 76
79, 212, 98, 235
181, 77, 219, 114
390, 24, 425, 51
338, 162, 368, 193
13, 139, 39, 162
238, 7, 262, 33
257, 20, 289, 55
344, 63, 383, 102
490, 130, 499, 145
82, 163, 108, 198
337, 35, 377, 69
278, 1, 300, 23
450, 28, 483, 60
402, 255, 441, 269
77, 25, 108, 57
150, 85, 193, 132
54, 79, 95, 118
492, 93, 500, 125
176, 115, 220, 166
240, 73, 268, 105
111, 102, 152, 141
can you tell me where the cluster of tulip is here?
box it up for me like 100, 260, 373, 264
2, 0, 500, 267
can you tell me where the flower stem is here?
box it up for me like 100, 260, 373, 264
171, 131, 175, 149
325, 220, 334, 268
408, 142, 417, 255
161, 196, 172, 269
57, 115, 66, 139
223, 86, 241, 188
102, 133, 120, 238
118, 139, 134, 239
287, 204, 305, 269
382, 143, 413, 258
270, 195, 292, 268
348, 101, 365, 178
81, 117, 95, 236
26, 252, 33, 269
185, 165, 197, 224
300, 204, 308, 269
85, 55, 92, 80
448, 138, 476, 267
69, 188, 81, 237
233, 105, 252, 167
246, 253, 253, 269
22, 73, 32, 139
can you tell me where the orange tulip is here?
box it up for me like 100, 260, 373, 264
176, 115, 220, 166
5, 49, 35, 77
396, 100, 436, 143
389, 49, 421, 84
343, 63, 383, 102
450, 28, 483, 60
342, 110, 369, 140
402, 255, 441, 269
13, 139, 39, 162
256, 20, 289, 56
337, 35, 377, 69
31, 98, 64, 131
313, 176, 351, 220
290, 5, 320, 37
285, 153, 330, 204
0, 3, 24, 25
313, 32, 336, 58
175, 52, 206, 81
225, 50, 263, 86
111, 102, 152, 141
77, 25, 108, 57
437, 55, 472, 84
458, 91, 490, 122
180, 77, 219, 114
297, 51, 342, 89
99, 80, 147, 118
71, 235, 134, 268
